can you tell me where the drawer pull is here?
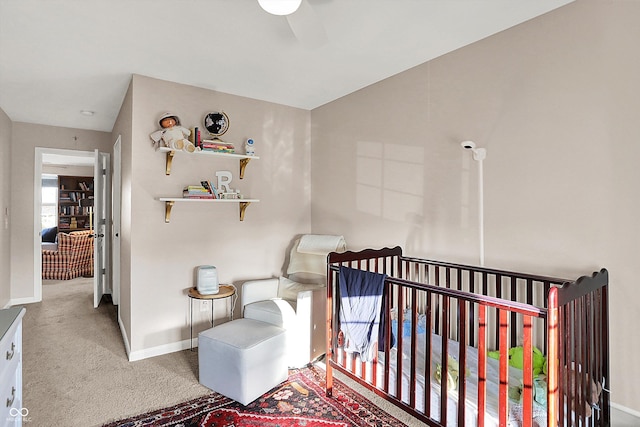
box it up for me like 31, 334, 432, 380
6, 342, 15, 360
6, 386, 15, 407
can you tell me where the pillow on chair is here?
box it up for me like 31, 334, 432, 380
277, 276, 325, 302
41, 226, 58, 243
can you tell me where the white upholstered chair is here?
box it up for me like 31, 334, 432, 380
241, 235, 346, 368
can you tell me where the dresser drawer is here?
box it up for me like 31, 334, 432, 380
0, 307, 25, 427
0, 323, 21, 378
0, 364, 22, 427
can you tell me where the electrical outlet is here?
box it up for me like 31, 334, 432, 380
200, 300, 210, 312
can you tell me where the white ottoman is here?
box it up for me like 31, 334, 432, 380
198, 318, 288, 405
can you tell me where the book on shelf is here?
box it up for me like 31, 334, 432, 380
183, 185, 214, 199
201, 140, 235, 153
200, 181, 218, 199
185, 185, 209, 193
188, 127, 203, 149
182, 193, 214, 199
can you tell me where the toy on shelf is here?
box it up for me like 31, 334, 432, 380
150, 112, 195, 152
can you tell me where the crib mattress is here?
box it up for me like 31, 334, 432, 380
339, 333, 543, 427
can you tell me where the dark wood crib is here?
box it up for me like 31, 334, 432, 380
325, 247, 609, 427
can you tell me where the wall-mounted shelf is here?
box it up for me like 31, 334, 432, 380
158, 198, 260, 222
157, 147, 259, 178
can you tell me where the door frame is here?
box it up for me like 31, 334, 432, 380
34, 147, 111, 304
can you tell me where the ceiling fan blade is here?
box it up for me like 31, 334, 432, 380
286, 0, 327, 49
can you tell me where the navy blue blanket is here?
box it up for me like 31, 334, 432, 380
338, 266, 387, 362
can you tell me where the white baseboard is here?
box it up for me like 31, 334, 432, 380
117, 312, 132, 360
611, 401, 640, 418
127, 338, 194, 362
10, 296, 40, 306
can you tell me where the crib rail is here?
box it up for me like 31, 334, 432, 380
398, 255, 566, 354
326, 247, 609, 427
548, 269, 610, 426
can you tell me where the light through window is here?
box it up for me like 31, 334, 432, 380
41, 175, 58, 229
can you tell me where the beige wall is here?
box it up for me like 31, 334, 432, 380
311, 0, 639, 412
3, 0, 636, 413
0, 108, 11, 307
10, 123, 112, 300
124, 75, 312, 357
112, 80, 133, 353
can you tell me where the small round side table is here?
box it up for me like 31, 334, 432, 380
188, 285, 236, 350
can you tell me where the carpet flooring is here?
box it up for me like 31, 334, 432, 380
22, 278, 210, 427
21, 278, 421, 427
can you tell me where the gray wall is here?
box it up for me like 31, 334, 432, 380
311, 0, 639, 412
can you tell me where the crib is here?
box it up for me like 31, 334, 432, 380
325, 247, 609, 427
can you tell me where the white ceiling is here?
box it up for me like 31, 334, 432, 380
0, 0, 573, 133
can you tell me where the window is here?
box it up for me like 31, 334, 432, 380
41, 174, 58, 229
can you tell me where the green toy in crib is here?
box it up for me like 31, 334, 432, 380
434, 355, 470, 391
487, 346, 547, 377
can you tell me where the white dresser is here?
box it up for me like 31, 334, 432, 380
0, 307, 25, 427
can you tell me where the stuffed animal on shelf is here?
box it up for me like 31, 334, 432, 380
149, 112, 195, 152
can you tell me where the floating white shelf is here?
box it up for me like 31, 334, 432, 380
158, 197, 260, 222
157, 147, 259, 177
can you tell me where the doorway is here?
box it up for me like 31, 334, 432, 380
34, 147, 111, 306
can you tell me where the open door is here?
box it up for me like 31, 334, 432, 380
112, 136, 121, 306
93, 150, 111, 308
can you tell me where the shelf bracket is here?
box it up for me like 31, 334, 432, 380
165, 151, 175, 175
239, 202, 251, 221
239, 158, 251, 179
164, 201, 175, 223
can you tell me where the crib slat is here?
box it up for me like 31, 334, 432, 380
496, 274, 503, 352
522, 315, 533, 427
543, 281, 550, 355
498, 309, 509, 425
326, 265, 335, 397
468, 270, 476, 347
425, 289, 433, 417
397, 283, 404, 401
511, 276, 517, 346
440, 294, 450, 426
559, 304, 567, 424
434, 266, 441, 335
579, 297, 587, 424
478, 304, 487, 427
457, 298, 467, 426
547, 288, 559, 427
409, 287, 418, 409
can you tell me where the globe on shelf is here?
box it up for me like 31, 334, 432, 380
203, 112, 229, 140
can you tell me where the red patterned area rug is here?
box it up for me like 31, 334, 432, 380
103, 365, 406, 427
